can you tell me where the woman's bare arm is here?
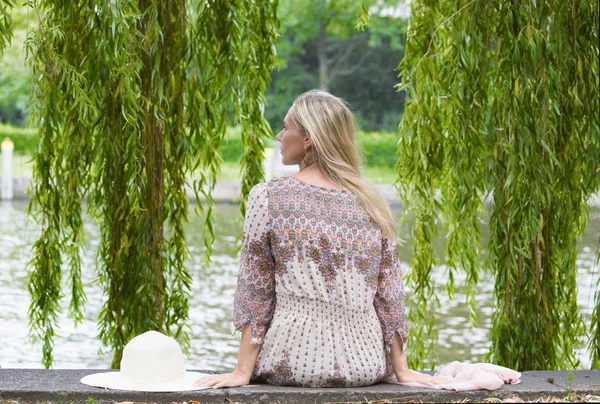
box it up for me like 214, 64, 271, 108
389, 334, 448, 385
193, 325, 261, 388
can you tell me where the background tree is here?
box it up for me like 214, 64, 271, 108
280, 0, 371, 91
592, 244, 600, 368
1, 0, 410, 133
267, 0, 408, 132
24, 0, 277, 368
0, 1, 31, 126
0, 0, 12, 54
397, 0, 599, 370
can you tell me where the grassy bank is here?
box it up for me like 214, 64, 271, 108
1, 155, 398, 184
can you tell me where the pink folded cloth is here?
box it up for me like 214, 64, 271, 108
383, 361, 521, 391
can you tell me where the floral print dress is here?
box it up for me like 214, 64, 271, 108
233, 176, 408, 387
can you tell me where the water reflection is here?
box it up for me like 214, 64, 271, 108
0, 200, 598, 369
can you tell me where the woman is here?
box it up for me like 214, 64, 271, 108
194, 90, 441, 388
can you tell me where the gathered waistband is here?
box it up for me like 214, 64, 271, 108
274, 293, 376, 325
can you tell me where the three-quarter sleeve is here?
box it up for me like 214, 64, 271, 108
232, 183, 275, 344
373, 236, 409, 352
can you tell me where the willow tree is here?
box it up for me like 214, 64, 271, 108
23, 0, 277, 368
397, 0, 599, 370
0, 1, 11, 55
592, 245, 600, 368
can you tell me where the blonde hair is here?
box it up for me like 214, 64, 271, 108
292, 90, 398, 242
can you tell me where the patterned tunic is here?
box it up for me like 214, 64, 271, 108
233, 176, 408, 387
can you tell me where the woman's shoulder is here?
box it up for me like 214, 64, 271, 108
248, 176, 291, 199
252, 175, 356, 198
251, 176, 293, 193
248, 182, 268, 202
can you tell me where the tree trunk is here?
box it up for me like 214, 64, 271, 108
317, 21, 328, 90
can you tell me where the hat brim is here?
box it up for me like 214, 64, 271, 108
81, 371, 211, 392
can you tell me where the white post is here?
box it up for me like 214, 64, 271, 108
263, 146, 274, 181
1, 137, 14, 200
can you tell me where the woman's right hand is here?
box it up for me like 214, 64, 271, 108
192, 369, 251, 389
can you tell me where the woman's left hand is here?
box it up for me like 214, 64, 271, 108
193, 369, 251, 389
395, 369, 451, 386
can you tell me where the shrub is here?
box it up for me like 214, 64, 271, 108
0, 123, 38, 155
356, 131, 399, 168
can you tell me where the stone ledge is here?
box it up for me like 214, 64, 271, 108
0, 369, 598, 404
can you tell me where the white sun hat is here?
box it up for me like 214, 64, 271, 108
81, 331, 209, 392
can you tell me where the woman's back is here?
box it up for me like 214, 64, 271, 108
269, 176, 381, 305
233, 176, 408, 387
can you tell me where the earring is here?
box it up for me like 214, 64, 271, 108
301, 145, 313, 171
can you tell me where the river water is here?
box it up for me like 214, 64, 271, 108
0, 200, 598, 370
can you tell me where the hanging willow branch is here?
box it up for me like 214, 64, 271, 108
485, 0, 598, 371
237, 1, 279, 219
397, 0, 599, 370
0, 0, 13, 55
397, 0, 488, 370
396, 0, 448, 370
26, 0, 278, 368
187, 0, 276, 260
591, 237, 600, 369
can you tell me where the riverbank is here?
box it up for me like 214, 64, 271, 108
6, 177, 405, 207
6, 177, 600, 208
0, 369, 598, 403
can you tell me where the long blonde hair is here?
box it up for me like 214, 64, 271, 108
292, 90, 398, 242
